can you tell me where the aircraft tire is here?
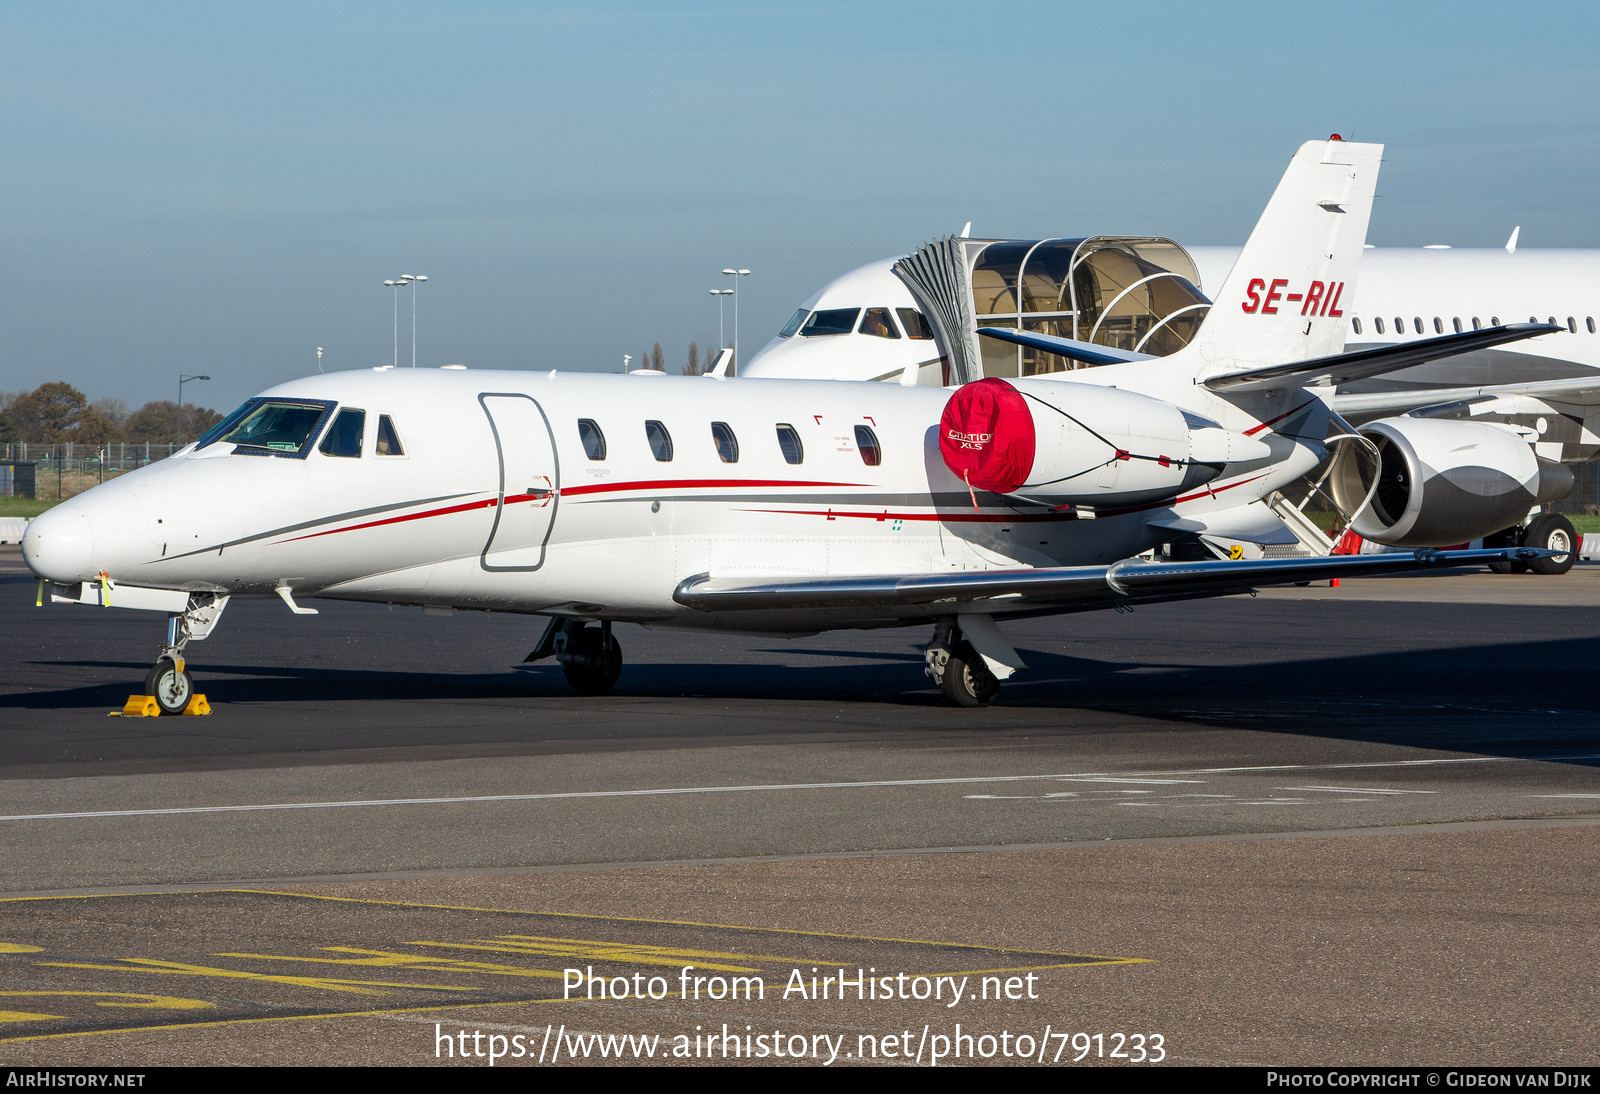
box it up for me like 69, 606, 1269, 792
144, 659, 194, 716
939, 644, 999, 708
1485, 527, 1531, 574
1525, 514, 1577, 575
561, 628, 623, 694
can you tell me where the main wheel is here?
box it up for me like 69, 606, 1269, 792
1525, 513, 1577, 575
144, 659, 194, 715
561, 628, 622, 694
1484, 526, 1530, 574
938, 644, 1000, 708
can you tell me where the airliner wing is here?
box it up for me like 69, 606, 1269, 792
1332, 372, 1600, 415
975, 327, 1155, 367
673, 548, 1543, 617
1203, 323, 1563, 391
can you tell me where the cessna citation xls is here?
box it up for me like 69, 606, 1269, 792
22, 139, 1557, 710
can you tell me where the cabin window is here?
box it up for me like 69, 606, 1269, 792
778, 308, 808, 338
1395, 317, 1406, 333
1351, 317, 1362, 335
1549, 316, 1558, 326
1589, 317, 1596, 334
578, 419, 606, 461
1471, 317, 1481, 330
854, 425, 882, 466
1569, 317, 1578, 333
1531, 316, 1539, 324
1491, 317, 1500, 326
775, 424, 804, 465
645, 420, 673, 462
1452, 317, 1463, 333
1374, 317, 1385, 335
199, 398, 335, 459
859, 307, 900, 339
800, 308, 861, 337
897, 308, 934, 340
1433, 317, 1443, 334
376, 415, 405, 456
319, 408, 365, 458
1414, 317, 1424, 333
711, 421, 739, 463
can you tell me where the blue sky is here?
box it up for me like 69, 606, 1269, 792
3, 1, 1597, 410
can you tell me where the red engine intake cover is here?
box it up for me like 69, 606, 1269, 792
938, 377, 1037, 493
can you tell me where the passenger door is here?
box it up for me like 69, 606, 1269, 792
478, 393, 559, 571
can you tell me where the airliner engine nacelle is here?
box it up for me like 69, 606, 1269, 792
938, 378, 1271, 507
1329, 416, 1573, 547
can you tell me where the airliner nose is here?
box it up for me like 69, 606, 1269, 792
21, 504, 97, 583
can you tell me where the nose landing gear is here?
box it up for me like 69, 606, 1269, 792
139, 593, 228, 715
144, 658, 195, 716
525, 617, 624, 694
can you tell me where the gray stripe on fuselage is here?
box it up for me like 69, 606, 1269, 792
157, 491, 479, 563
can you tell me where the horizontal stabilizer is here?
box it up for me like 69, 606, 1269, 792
674, 548, 1549, 617
1204, 323, 1563, 392
976, 326, 1154, 367
1332, 369, 1600, 415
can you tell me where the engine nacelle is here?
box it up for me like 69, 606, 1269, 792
1327, 416, 1573, 547
939, 378, 1271, 507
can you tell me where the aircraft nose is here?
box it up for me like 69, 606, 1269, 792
21, 504, 97, 583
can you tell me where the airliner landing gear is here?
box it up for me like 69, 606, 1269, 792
144, 659, 194, 716
527, 618, 623, 694
143, 593, 228, 714
1524, 514, 1577, 575
924, 619, 1000, 708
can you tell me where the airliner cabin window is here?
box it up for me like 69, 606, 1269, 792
1531, 317, 1539, 324
578, 419, 606, 461
1452, 317, 1463, 333
778, 309, 808, 338
1589, 318, 1596, 334
711, 421, 739, 463
859, 308, 900, 339
800, 309, 861, 337
775, 424, 804, 465
1352, 318, 1362, 335
1374, 317, 1385, 334
1433, 317, 1443, 334
645, 420, 673, 462
1569, 317, 1578, 333
318, 408, 365, 458
896, 309, 934, 340
854, 425, 882, 467
1491, 317, 1500, 326
376, 415, 405, 456
1472, 317, 1481, 330
1395, 317, 1406, 333
1549, 316, 1558, 326
1415, 317, 1424, 333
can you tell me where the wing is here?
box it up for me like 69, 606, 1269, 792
673, 547, 1545, 618
975, 326, 1155, 367
1332, 371, 1600, 416
1203, 323, 1563, 391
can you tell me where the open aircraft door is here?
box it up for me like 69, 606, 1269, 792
479, 393, 560, 571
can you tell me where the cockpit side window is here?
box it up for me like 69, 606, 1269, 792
859, 307, 900, 339
318, 408, 366, 458
578, 419, 606, 460
896, 308, 934, 340
799, 308, 861, 337
202, 398, 336, 459
376, 415, 405, 456
778, 308, 808, 338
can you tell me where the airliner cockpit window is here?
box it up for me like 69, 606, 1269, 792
198, 398, 335, 459
799, 308, 860, 337
896, 308, 934, 340
318, 408, 365, 458
859, 308, 900, 339
376, 415, 405, 456
778, 309, 808, 337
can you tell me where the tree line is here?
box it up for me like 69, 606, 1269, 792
0, 383, 223, 446
639, 341, 720, 376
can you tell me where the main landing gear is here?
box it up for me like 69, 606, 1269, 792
924, 617, 1009, 708
526, 618, 623, 694
1486, 514, 1577, 576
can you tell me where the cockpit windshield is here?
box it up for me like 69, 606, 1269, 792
196, 398, 336, 458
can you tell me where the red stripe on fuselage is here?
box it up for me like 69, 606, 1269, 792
1244, 398, 1318, 437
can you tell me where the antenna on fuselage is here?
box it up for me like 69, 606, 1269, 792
1505, 226, 1520, 254
316, 346, 324, 373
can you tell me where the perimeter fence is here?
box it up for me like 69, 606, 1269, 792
1, 443, 184, 501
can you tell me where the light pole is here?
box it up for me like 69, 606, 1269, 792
721, 268, 750, 374
400, 274, 427, 366
708, 289, 732, 356
622, 354, 631, 374
383, 279, 404, 366
177, 374, 210, 448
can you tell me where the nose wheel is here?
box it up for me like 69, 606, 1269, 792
560, 624, 623, 694
144, 658, 195, 716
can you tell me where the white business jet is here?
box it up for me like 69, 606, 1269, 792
22, 139, 1554, 710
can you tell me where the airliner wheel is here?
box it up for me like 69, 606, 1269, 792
1525, 514, 1577, 575
939, 644, 1000, 708
561, 628, 623, 694
1484, 527, 1531, 574
144, 659, 194, 716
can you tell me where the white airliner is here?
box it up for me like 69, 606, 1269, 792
22, 140, 1554, 711
742, 209, 1599, 570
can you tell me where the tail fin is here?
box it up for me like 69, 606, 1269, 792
1187, 138, 1382, 379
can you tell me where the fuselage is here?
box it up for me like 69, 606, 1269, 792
22, 366, 1324, 634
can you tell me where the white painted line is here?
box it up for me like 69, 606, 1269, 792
1527, 794, 1600, 799
1281, 785, 1438, 796
1057, 777, 1207, 785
